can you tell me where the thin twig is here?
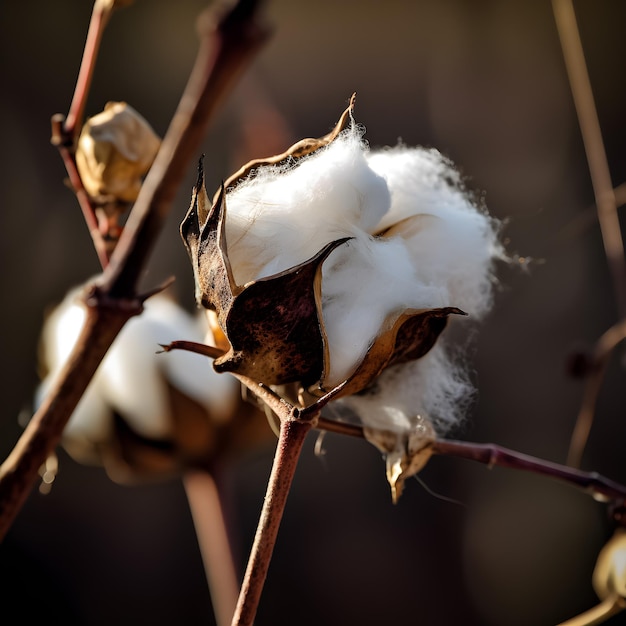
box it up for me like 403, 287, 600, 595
314, 417, 626, 507
231, 414, 317, 626
50, 0, 120, 268
553, 0, 626, 318
432, 439, 626, 504
568, 318, 626, 467
65, 0, 116, 137
0, 0, 269, 542
183, 470, 240, 626
51, 115, 110, 268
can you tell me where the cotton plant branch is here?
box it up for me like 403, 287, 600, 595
552, 0, 626, 317
315, 416, 626, 510
50, 0, 126, 267
567, 319, 626, 468
161, 340, 346, 626
163, 340, 626, 626
558, 595, 624, 626
0, 0, 270, 542
552, 0, 626, 469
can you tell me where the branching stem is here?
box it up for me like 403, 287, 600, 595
0, 0, 269, 542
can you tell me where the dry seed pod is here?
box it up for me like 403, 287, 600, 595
75, 101, 160, 203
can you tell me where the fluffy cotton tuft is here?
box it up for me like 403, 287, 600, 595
367, 146, 504, 319
338, 343, 474, 435
224, 128, 390, 285
222, 124, 503, 435
36, 287, 239, 458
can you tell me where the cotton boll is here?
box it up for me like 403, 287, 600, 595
225, 128, 390, 285
339, 342, 474, 436
321, 234, 446, 386
368, 146, 503, 318
36, 286, 239, 454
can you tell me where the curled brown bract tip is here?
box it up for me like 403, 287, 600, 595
218, 94, 357, 201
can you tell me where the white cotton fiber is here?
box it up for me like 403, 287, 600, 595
367, 146, 503, 318
36, 286, 238, 456
321, 234, 446, 387
339, 343, 474, 435
224, 129, 390, 285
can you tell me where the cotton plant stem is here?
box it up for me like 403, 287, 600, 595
553, 0, 626, 468
231, 416, 315, 626
314, 417, 626, 506
64, 0, 116, 137
431, 440, 626, 504
568, 318, 626, 467
553, 0, 626, 318
183, 470, 240, 626
51, 0, 120, 268
51, 118, 110, 268
0, 0, 269, 542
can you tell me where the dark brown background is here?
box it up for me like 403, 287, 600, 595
1, 1, 626, 624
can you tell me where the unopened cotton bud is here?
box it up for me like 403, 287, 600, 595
75, 101, 160, 202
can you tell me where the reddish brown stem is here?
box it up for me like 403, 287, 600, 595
64, 0, 114, 137
231, 415, 315, 626
431, 439, 626, 504
52, 115, 110, 268
50, 0, 119, 268
315, 417, 626, 508
0, 0, 269, 542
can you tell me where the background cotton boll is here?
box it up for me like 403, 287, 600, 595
153, 301, 238, 423
36, 291, 113, 454
37, 287, 238, 454
340, 343, 474, 435
34, 290, 112, 442
225, 129, 390, 285
321, 235, 445, 386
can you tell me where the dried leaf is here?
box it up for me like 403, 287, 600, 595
364, 418, 436, 503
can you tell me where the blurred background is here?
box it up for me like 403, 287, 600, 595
1, 0, 626, 624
